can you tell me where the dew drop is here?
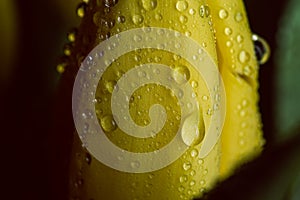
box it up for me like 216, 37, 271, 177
219, 9, 228, 19
191, 80, 198, 88
100, 115, 117, 132
141, 0, 157, 11
173, 65, 190, 84
190, 170, 196, 176
131, 161, 140, 169
178, 185, 185, 192
117, 15, 126, 23
189, 8, 196, 15
235, 35, 243, 44
243, 65, 253, 76
235, 12, 243, 22
132, 14, 144, 25
85, 153, 92, 165
67, 29, 77, 42
76, 2, 87, 18
224, 27, 232, 36
179, 175, 188, 183
176, 0, 188, 12
105, 80, 117, 93
200, 180, 206, 185
189, 180, 196, 186
183, 162, 192, 171
199, 5, 210, 18
190, 149, 199, 157
238, 50, 250, 63
252, 34, 271, 65
104, 0, 118, 7
226, 41, 232, 47
56, 63, 66, 74
179, 15, 188, 24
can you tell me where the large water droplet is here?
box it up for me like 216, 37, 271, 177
176, 0, 188, 12
100, 115, 117, 132
141, 0, 157, 11
173, 65, 190, 84
252, 34, 270, 65
219, 9, 228, 19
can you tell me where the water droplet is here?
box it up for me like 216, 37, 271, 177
252, 34, 270, 65
132, 14, 144, 25
224, 27, 232, 36
202, 95, 208, 101
219, 9, 228, 19
190, 149, 198, 157
76, 3, 87, 18
173, 65, 190, 84
105, 80, 117, 93
176, 0, 188, 12
190, 170, 196, 176
240, 110, 246, 117
117, 15, 126, 23
178, 185, 185, 192
130, 161, 140, 169
237, 35, 244, 43
242, 99, 249, 107
235, 12, 243, 22
239, 139, 245, 146
199, 5, 210, 18
155, 13, 162, 20
243, 65, 253, 76
200, 180, 206, 185
238, 50, 250, 63
179, 175, 188, 183
189, 8, 196, 15
56, 63, 66, 74
179, 15, 188, 24
191, 80, 198, 88
189, 180, 196, 186
104, 0, 118, 7
226, 41, 232, 47
141, 0, 157, 11
183, 162, 192, 171
67, 29, 77, 42
63, 44, 72, 56
185, 31, 191, 37
100, 115, 117, 132
85, 153, 92, 165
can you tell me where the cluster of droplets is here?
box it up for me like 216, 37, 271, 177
177, 148, 208, 199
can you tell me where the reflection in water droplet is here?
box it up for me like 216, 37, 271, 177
141, 0, 157, 11
243, 65, 253, 76
226, 41, 232, 47
100, 115, 117, 132
199, 5, 210, 18
173, 65, 190, 84
132, 14, 144, 25
176, 0, 188, 12
252, 34, 271, 65
85, 153, 92, 165
219, 9, 228, 19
